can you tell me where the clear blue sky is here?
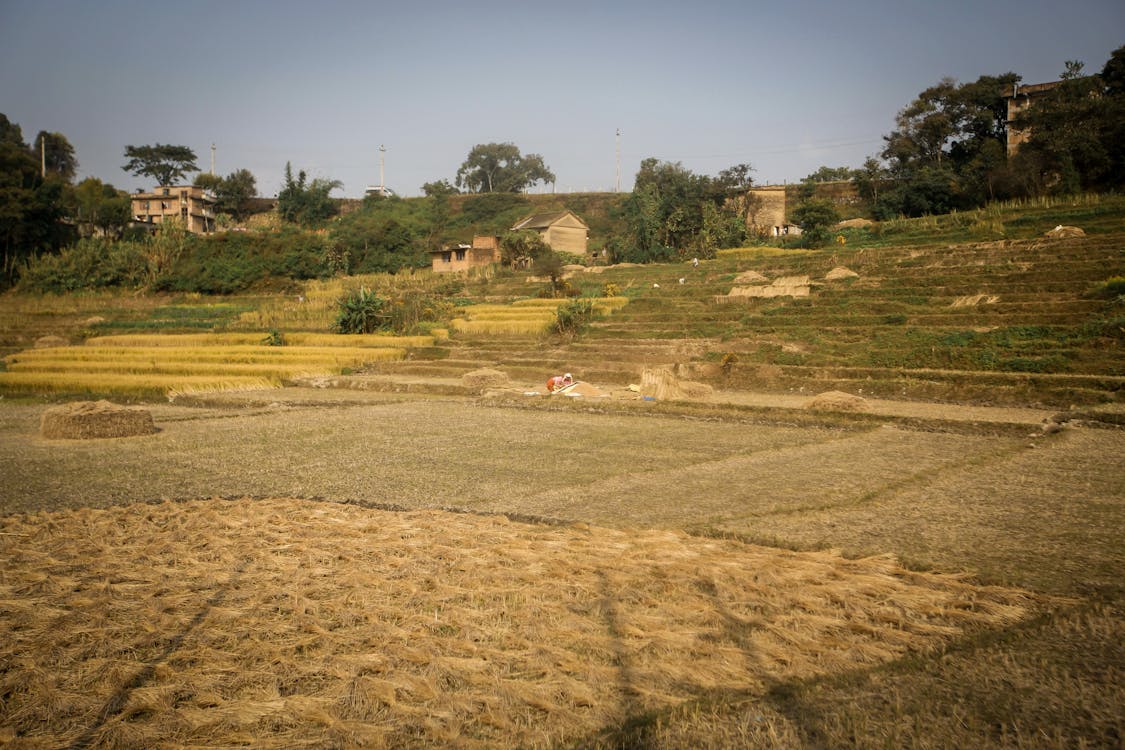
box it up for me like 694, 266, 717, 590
1, 0, 1121, 198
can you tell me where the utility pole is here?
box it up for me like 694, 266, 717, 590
40, 135, 46, 178
379, 144, 386, 194
210, 143, 216, 176
615, 128, 621, 193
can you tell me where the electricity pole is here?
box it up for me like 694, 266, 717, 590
210, 143, 216, 176
615, 128, 621, 193
379, 144, 386, 194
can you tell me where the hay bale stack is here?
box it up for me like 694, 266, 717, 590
825, 266, 859, 281
461, 368, 511, 392
1044, 225, 1085, 239
641, 367, 713, 402
34, 335, 68, 348
40, 400, 156, 439
804, 391, 867, 412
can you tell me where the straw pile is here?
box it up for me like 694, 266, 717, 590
0, 498, 1034, 749
1044, 225, 1085, 239
461, 368, 511, 392
39, 400, 156, 439
804, 391, 868, 412
825, 266, 859, 281
640, 367, 713, 401
34, 335, 68, 348
723, 276, 810, 300
732, 270, 769, 284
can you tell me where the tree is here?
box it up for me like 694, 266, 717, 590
278, 162, 341, 226
214, 168, 257, 221
0, 114, 71, 286
802, 166, 857, 183
122, 143, 199, 186
32, 131, 78, 182
456, 142, 555, 193
421, 179, 458, 197
1012, 54, 1125, 193
790, 199, 839, 246
72, 178, 130, 238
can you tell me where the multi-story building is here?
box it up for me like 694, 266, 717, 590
130, 185, 216, 234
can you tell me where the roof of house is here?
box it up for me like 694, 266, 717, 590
510, 210, 588, 231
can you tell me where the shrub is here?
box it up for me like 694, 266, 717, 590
553, 299, 595, 337
334, 287, 390, 334
18, 238, 148, 292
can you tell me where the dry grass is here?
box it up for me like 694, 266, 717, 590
0, 497, 1036, 749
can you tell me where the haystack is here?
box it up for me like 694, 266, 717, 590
825, 266, 859, 281
836, 218, 874, 229
461, 368, 511, 392
40, 400, 156, 439
641, 367, 713, 401
804, 391, 867, 412
34, 335, 68, 348
733, 270, 769, 284
724, 276, 810, 299
1045, 225, 1085, 239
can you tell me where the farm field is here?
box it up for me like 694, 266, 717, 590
1, 393, 1122, 748
0, 197, 1123, 747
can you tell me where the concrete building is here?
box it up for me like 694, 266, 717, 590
430, 235, 501, 274
130, 186, 216, 234
510, 211, 589, 255
1002, 80, 1066, 157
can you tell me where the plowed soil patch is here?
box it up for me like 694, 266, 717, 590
0, 497, 1035, 748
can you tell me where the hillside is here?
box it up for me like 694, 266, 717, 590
340, 198, 1124, 410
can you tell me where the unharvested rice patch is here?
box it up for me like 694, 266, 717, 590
0, 498, 1034, 748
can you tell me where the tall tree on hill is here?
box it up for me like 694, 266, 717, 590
278, 162, 341, 226
122, 143, 199, 186
32, 131, 78, 182
1011, 49, 1125, 193
0, 114, 71, 286
875, 72, 1019, 216
456, 143, 555, 193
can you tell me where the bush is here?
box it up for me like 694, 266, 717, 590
553, 299, 595, 336
18, 238, 148, 293
334, 287, 390, 334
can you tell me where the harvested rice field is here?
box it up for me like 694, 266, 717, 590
0, 497, 1034, 749
1, 394, 1122, 748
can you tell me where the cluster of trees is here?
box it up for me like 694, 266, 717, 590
1, 115, 79, 285
861, 45, 1125, 218
612, 159, 754, 262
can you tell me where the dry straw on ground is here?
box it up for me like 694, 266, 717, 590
39, 400, 156, 439
0, 497, 1036, 748
804, 391, 868, 412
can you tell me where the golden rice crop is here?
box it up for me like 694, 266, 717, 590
449, 318, 551, 335
0, 371, 278, 398
6, 346, 404, 365
1, 343, 405, 398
